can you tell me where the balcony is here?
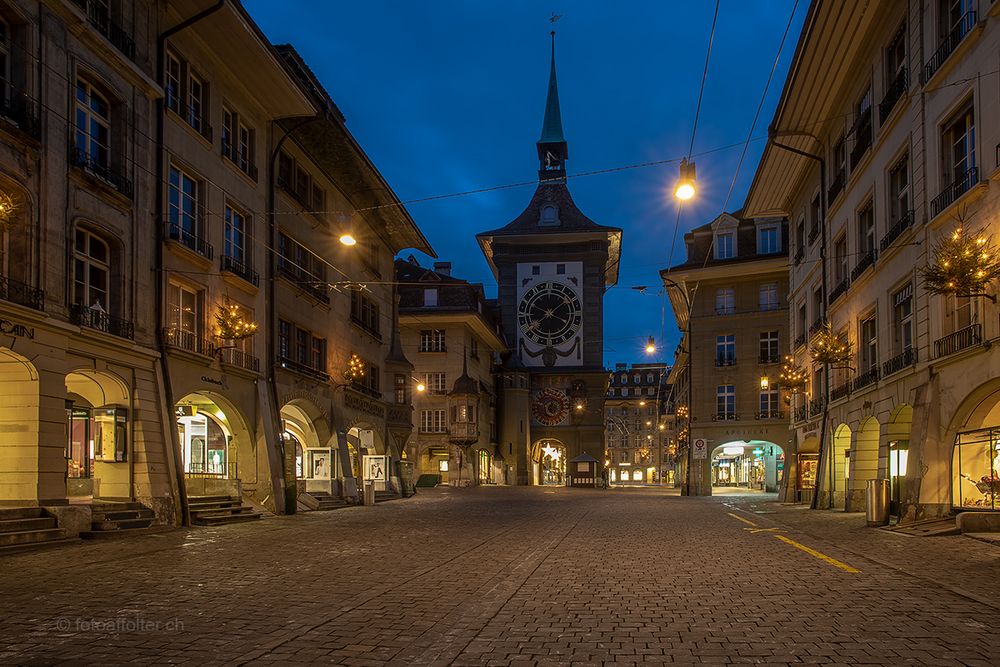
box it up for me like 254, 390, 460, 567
793, 405, 808, 422
829, 277, 850, 305
70, 148, 133, 198
350, 315, 383, 341
712, 413, 739, 422
220, 347, 260, 373
879, 68, 907, 124
880, 210, 914, 252
0, 88, 40, 140
827, 167, 845, 204
277, 355, 331, 382
714, 355, 737, 367
221, 255, 259, 287
883, 348, 917, 377
165, 222, 213, 260
853, 366, 880, 391
808, 225, 820, 246
448, 422, 479, 443
794, 333, 806, 349
0, 276, 44, 311
850, 117, 873, 169
808, 318, 824, 335
221, 138, 258, 181
809, 398, 825, 415
931, 166, 978, 217
714, 307, 735, 316
276, 265, 330, 304
831, 381, 852, 402
934, 323, 981, 358
71, 0, 136, 61
165, 93, 212, 141
755, 411, 785, 420
758, 354, 780, 365
794, 246, 804, 265
162, 327, 214, 356
923, 11, 977, 84
72, 304, 134, 340
851, 248, 877, 281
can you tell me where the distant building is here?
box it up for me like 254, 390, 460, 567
604, 363, 672, 485
662, 213, 791, 495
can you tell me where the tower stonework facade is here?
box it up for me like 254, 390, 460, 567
478, 35, 621, 485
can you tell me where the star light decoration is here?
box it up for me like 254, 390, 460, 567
0, 191, 19, 230
345, 354, 365, 382
809, 324, 853, 367
214, 303, 258, 340
919, 225, 1000, 302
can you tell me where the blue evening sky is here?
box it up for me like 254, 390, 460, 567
246, 1, 805, 368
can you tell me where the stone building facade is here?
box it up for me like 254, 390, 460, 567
604, 363, 672, 485
662, 214, 791, 495
744, 0, 1000, 520
397, 258, 507, 486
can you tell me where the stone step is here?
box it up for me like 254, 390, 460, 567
187, 495, 235, 503
0, 507, 46, 521
91, 501, 147, 512
191, 506, 259, 518
80, 526, 172, 540
315, 500, 350, 511
0, 516, 58, 533
0, 527, 67, 548
0, 537, 79, 555
192, 512, 262, 526
92, 517, 155, 531
188, 499, 244, 509
375, 492, 401, 503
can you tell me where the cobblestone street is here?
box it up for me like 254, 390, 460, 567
3, 488, 1000, 665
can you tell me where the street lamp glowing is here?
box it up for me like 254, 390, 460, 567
674, 158, 697, 201
416, 382, 426, 393
645, 336, 656, 354
339, 233, 357, 246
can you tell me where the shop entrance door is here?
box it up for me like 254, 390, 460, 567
66, 404, 92, 493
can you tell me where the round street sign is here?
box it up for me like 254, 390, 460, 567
693, 438, 708, 459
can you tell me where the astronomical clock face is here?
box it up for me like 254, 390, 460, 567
516, 262, 584, 367
517, 281, 582, 346
532, 388, 569, 426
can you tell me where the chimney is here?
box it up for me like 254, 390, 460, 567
433, 262, 451, 276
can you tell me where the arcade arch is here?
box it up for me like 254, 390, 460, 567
950, 380, 1000, 510
347, 422, 388, 489
0, 348, 40, 502
831, 424, 852, 510
174, 392, 253, 498
848, 416, 881, 511
65, 369, 130, 499
531, 438, 566, 486
280, 401, 328, 484
710, 440, 784, 493
886, 405, 913, 514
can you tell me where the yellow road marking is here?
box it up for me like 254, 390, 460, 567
727, 512, 757, 527
744, 527, 784, 534
774, 535, 861, 573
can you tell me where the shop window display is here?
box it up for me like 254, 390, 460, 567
953, 427, 1000, 509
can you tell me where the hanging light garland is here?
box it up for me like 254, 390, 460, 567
809, 324, 853, 367
214, 303, 258, 340
778, 355, 807, 392
345, 354, 365, 382
0, 191, 19, 230
920, 224, 1000, 302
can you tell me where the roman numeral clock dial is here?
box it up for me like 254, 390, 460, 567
517, 281, 582, 347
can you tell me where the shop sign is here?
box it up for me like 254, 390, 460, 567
362, 455, 388, 482
693, 438, 708, 459
345, 390, 385, 419
0, 319, 33, 339
201, 375, 226, 388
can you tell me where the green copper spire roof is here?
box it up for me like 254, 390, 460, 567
538, 31, 565, 145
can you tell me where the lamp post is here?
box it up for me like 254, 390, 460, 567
662, 277, 695, 496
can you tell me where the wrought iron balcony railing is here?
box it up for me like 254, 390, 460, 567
853, 366, 880, 391
162, 327, 214, 355
0, 275, 44, 310
931, 166, 978, 217
880, 210, 914, 252
276, 264, 330, 304
165, 222, 213, 260
70, 148, 133, 198
72, 304, 134, 340
850, 117, 873, 169
851, 248, 877, 281
219, 347, 260, 373
755, 410, 785, 420
71, 0, 136, 61
829, 277, 850, 305
809, 318, 824, 335
809, 398, 825, 416
0, 87, 40, 140
831, 381, 852, 402
879, 68, 907, 123
712, 412, 739, 422
794, 246, 804, 265
277, 355, 331, 382
221, 138, 258, 181
164, 91, 213, 140
758, 354, 780, 365
934, 323, 981, 358
794, 333, 806, 349
714, 355, 737, 367
221, 255, 259, 287
923, 11, 977, 84
882, 348, 917, 377
793, 405, 808, 422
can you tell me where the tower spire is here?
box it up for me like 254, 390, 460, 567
536, 31, 569, 179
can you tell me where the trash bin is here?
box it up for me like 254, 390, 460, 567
866, 479, 890, 527
363, 483, 375, 506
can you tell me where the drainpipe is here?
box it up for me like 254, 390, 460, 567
767, 128, 831, 511
155, 0, 227, 527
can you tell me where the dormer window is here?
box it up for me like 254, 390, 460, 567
540, 205, 559, 226
756, 222, 781, 254
715, 231, 736, 259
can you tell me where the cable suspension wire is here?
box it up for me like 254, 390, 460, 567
687, 0, 721, 159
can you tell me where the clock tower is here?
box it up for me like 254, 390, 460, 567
477, 33, 622, 485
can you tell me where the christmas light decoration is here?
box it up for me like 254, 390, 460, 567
920, 224, 1000, 302
214, 303, 258, 340
346, 354, 365, 381
0, 191, 19, 230
810, 324, 853, 367
778, 355, 807, 393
